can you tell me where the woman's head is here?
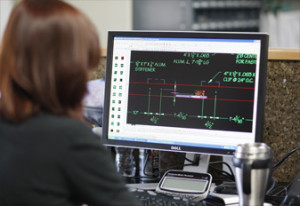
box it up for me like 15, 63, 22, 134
0, 0, 100, 122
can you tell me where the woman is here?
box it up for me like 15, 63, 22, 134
0, 0, 141, 205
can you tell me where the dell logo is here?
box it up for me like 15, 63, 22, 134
171, 146, 182, 151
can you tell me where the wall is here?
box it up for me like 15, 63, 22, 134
263, 50, 300, 183
1, 1, 133, 46
0, 0, 14, 43
64, 0, 133, 47
260, 10, 300, 49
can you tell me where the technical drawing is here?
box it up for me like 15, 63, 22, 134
127, 51, 257, 132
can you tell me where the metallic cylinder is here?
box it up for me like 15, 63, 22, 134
233, 143, 272, 206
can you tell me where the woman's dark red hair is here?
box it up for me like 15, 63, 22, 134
0, 0, 100, 122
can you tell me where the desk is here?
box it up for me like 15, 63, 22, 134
127, 182, 277, 205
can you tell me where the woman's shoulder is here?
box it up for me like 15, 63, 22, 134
35, 112, 88, 127
0, 111, 99, 145
22, 112, 97, 142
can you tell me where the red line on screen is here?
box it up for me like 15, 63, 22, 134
129, 82, 254, 90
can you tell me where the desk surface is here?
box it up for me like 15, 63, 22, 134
127, 182, 276, 206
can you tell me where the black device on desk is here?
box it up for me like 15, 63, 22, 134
281, 172, 300, 206
102, 30, 269, 184
213, 182, 237, 195
155, 170, 212, 202
129, 188, 225, 206
102, 30, 269, 172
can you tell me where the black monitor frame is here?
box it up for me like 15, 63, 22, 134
102, 31, 269, 156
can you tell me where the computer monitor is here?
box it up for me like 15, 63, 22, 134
102, 31, 268, 172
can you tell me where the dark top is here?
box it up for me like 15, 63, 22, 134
0, 112, 141, 206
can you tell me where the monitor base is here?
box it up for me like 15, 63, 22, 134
183, 153, 211, 173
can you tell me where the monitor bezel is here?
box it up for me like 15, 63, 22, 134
102, 30, 269, 156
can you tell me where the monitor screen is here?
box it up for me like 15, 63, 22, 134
102, 31, 268, 156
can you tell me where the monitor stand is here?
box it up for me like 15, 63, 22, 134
126, 152, 211, 190
183, 153, 211, 173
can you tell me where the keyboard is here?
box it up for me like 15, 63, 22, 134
129, 188, 225, 206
